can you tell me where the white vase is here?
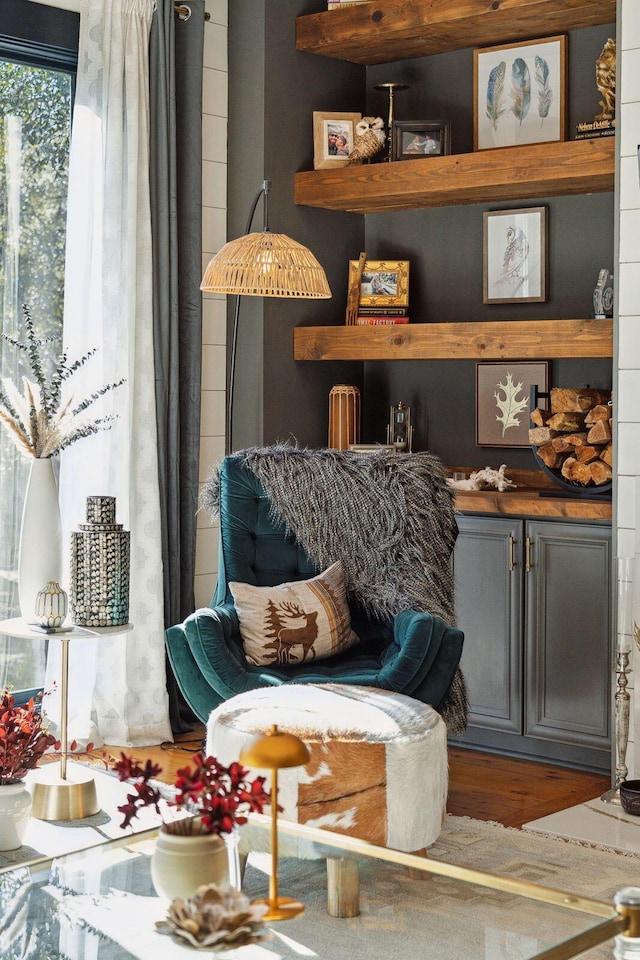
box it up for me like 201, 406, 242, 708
0, 781, 32, 850
18, 458, 63, 622
150, 828, 231, 901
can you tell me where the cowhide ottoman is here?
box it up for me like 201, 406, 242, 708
205, 683, 448, 917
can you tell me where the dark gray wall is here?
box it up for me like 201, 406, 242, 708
229, 4, 614, 467
229, 0, 364, 451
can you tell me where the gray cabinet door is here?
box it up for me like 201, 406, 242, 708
524, 520, 611, 751
454, 515, 523, 733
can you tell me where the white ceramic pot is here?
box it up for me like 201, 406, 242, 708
18, 458, 63, 621
150, 828, 230, 901
0, 781, 32, 850
35, 580, 68, 628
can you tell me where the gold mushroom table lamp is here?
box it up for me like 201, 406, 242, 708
239, 724, 310, 921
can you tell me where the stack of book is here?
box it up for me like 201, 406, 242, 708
327, 0, 372, 9
355, 307, 409, 326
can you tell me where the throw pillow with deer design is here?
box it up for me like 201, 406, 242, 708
229, 561, 359, 667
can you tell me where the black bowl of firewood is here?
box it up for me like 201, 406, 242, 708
529, 386, 612, 497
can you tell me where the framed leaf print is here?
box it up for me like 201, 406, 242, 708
473, 36, 567, 150
476, 361, 548, 447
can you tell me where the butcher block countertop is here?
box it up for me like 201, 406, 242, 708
449, 468, 612, 522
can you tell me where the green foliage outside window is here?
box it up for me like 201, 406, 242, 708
0, 58, 73, 689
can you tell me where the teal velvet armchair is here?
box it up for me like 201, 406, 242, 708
165, 451, 465, 729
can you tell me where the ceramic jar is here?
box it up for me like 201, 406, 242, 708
35, 580, 68, 628
150, 828, 231, 901
70, 495, 130, 626
0, 781, 32, 850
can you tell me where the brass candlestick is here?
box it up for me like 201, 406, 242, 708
240, 724, 310, 921
374, 82, 408, 161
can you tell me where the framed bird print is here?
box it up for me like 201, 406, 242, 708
473, 35, 568, 151
483, 206, 548, 304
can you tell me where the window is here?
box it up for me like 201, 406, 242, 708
0, 2, 78, 695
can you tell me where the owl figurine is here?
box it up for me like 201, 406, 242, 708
348, 116, 386, 164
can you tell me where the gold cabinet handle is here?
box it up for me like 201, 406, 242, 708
508, 534, 515, 572
525, 537, 532, 573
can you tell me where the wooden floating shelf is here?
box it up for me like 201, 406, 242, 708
294, 319, 613, 362
294, 138, 615, 213
296, 0, 616, 65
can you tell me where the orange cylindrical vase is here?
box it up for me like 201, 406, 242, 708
328, 385, 361, 450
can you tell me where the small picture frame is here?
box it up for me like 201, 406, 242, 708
476, 361, 549, 447
483, 206, 548, 304
349, 259, 410, 307
473, 35, 567, 151
392, 121, 451, 161
313, 111, 361, 169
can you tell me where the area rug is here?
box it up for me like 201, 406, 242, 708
236, 816, 640, 960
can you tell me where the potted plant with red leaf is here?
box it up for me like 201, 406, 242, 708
114, 751, 270, 901
0, 689, 56, 850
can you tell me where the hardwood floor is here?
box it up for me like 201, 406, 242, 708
447, 746, 610, 828
98, 730, 611, 831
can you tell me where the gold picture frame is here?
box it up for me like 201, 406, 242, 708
473, 35, 568, 151
349, 259, 409, 307
313, 111, 361, 169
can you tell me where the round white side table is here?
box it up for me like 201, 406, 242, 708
0, 617, 132, 821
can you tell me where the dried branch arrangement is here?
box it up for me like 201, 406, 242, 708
0, 304, 125, 458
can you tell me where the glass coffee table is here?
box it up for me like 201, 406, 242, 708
0, 814, 635, 960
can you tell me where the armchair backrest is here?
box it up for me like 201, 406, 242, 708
213, 457, 318, 606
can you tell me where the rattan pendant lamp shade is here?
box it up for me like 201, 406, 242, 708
201, 180, 331, 454
201, 230, 331, 299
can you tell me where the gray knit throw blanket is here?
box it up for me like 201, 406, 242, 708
203, 445, 467, 732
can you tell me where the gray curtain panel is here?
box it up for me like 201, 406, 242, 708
149, 0, 205, 732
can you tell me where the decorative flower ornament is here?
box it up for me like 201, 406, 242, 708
156, 884, 270, 949
0, 303, 125, 458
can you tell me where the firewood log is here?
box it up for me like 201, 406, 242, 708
561, 457, 593, 485
551, 436, 574, 453
586, 419, 612, 444
537, 441, 563, 468
564, 432, 588, 447
589, 460, 613, 485
529, 426, 557, 446
600, 442, 613, 466
550, 388, 611, 413
574, 444, 603, 464
530, 408, 553, 427
547, 412, 586, 432
584, 404, 610, 423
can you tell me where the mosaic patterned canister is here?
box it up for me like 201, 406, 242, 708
70, 496, 130, 627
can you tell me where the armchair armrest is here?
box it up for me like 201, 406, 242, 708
377, 610, 464, 710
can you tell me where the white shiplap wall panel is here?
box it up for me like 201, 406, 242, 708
196, 0, 227, 610
618, 0, 640, 777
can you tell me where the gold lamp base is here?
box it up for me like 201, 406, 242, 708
30, 760, 100, 821
254, 896, 305, 922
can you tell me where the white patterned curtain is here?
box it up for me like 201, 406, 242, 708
45, 0, 172, 747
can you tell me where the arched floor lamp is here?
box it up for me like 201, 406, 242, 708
200, 180, 331, 454
239, 724, 311, 921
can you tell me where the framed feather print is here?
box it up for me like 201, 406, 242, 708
473, 36, 567, 151
483, 206, 548, 304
